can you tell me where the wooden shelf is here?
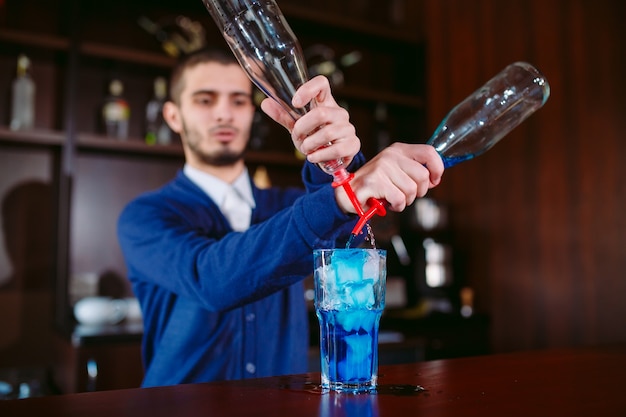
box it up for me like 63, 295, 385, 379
0, 127, 302, 168
0, 29, 174, 68
76, 133, 183, 156
281, 4, 421, 44
76, 133, 302, 167
0, 6, 421, 48
0, 28, 69, 51
0, 126, 65, 147
80, 42, 175, 68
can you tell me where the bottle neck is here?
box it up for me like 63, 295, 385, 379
16, 56, 30, 77
17, 67, 27, 77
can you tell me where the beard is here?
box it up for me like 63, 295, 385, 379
182, 120, 247, 167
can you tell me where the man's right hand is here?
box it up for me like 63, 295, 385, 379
334, 143, 445, 214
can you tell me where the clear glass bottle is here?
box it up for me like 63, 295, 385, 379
102, 79, 130, 140
427, 62, 550, 168
145, 76, 171, 145
10, 54, 36, 131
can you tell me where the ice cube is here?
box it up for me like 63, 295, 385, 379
340, 332, 373, 380
335, 261, 361, 286
348, 280, 375, 308
332, 250, 367, 286
362, 251, 381, 283
337, 309, 360, 332
336, 309, 377, 333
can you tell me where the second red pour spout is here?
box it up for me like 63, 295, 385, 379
331, 171, 387, 236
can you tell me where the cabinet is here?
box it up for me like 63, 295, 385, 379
0, 0, 425, 391
53, 324, 143, 393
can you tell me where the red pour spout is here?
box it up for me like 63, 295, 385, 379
332, 172, 387, 236
350, 198, 386, 235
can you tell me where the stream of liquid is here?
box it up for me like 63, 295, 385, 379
346, 224, 376, 249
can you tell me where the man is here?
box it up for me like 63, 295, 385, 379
118, 48, 443, 388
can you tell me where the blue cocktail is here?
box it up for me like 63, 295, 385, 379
314, 249, 386, 393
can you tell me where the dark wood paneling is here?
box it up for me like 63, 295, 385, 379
423, 0, 626, 352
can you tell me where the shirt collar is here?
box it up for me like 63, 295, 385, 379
183, 164, 256, 209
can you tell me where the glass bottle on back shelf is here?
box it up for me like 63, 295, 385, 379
102, 79, 130, 140
145, 76, 172, 145
10, 54, 35, 131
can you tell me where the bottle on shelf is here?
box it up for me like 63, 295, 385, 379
145, 77, 172, 145
10, 54, 36, 131
102, 79, 130, 140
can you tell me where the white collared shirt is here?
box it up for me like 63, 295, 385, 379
183, 164, 256, 231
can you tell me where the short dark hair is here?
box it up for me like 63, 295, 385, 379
169, 47, 242, 104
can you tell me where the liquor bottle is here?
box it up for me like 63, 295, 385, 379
10, 54, 36, 131
102, 79, 130, 140
145, 77, 171, 145
204, 0, 387, 238
427, 62, 550, 168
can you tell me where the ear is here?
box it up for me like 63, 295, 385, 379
163, 101, 183, 134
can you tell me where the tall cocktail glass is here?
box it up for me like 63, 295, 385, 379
313, 248, 387, 393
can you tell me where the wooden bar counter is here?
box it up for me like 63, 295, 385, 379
2, 346, 625, 416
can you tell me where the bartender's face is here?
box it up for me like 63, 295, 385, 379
165, 62, 255, 167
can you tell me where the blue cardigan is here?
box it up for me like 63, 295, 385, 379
117, 158, 364, 387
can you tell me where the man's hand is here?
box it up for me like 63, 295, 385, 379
260, 76, 361, 168
335, 143, 445, 214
